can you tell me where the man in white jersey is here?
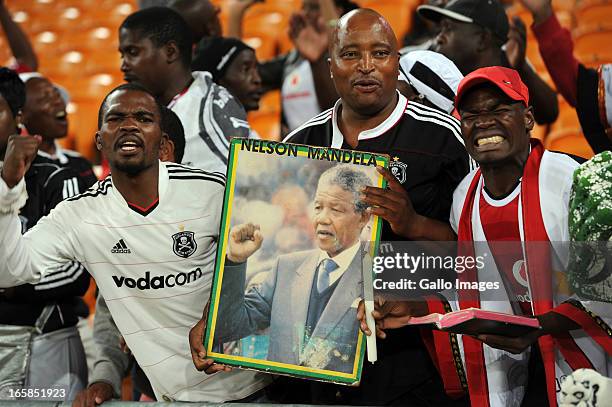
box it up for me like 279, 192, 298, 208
0, 83, 270, 402
118, 7, 254, 173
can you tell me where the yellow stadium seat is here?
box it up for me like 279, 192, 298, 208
32, 30, 68, 55
358, 0, 413, 41
67, 100, 100, 161
244, 34, 278, 61
531, 123, 549, 142
39, 50, 87, 79
575, 0, 612, 27
83, 51, 123, 76
552, 0, 576, 11
68, 73, 122, 103
258, 90, 281, 115
243, 7, 290, 45
573, 25, 612, 63
70, 26, 118, 52
545, 128, 594, 159
551, 98, 581, 132
249, 111, 281, 141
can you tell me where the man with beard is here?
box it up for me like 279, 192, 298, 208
0, 83, 271, 402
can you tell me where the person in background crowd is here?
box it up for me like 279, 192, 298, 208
418, 0, 559, 125
0, 0, 38, 72
192, 37, 263, 113
19, 73, 97, 189
398, 49, 463, 115
519, 0, 612, 152
226, 0, 359, 137
0, 67, 89, 401
169, 0, 222, 44
119, 7, 255, 172
191, 9, 471, 406
401, 0, 450, 52
72, 106, 186, 407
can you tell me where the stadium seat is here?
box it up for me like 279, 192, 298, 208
67, 100, 100, 161
552, 0, 576, 11
244, 34, 278, 61
575, 0, 612, 27
358, 0, 413, 41
68, 73, 122, 104
551, 98, 581, 132
573, 25, 612, 63
531, 123, 549, 142
249, 111, 281, 141
243, 9, 289, 35
67, 26, 118, 53
257, 90, 281, 115
545, 128, 594, 159
40, 50, 87, 80
32, 30, 67, 55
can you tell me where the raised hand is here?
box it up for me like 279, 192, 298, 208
289, 12, 329, 63
1, 133, 41, 188
518, 0, 553, 24
505, 17, 527, 70
226, 223, 263, 263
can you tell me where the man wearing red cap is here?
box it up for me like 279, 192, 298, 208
362, 66, 612, 406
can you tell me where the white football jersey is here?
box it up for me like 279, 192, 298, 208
170, 71, 253, 173
0, 162, 271, 402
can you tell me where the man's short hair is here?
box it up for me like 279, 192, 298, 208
97, 83, 164, 129
160, 105, 185, 163
0, 67, 26, 118
318, 165, 373, 214
120, 7, 193, 67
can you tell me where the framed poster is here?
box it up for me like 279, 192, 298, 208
204, 138, 387, 385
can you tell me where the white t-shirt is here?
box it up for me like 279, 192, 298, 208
0, 162, 271, 402
281, 59, 321, 132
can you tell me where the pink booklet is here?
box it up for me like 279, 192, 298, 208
407, 308, 541, 337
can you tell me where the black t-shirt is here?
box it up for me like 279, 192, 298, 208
36, 147, 98, 189
282, 94, 472, 405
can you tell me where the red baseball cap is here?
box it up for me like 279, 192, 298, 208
455, 66, 529, 109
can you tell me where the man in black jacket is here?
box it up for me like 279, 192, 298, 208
0, 68, 89, 401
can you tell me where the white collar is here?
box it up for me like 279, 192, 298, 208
37, 142, 68, 165
317, 240, 361, 286
110, 160, 169, 210
331, 91, 408, 148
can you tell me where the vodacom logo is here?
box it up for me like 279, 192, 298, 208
512, 260, 529, 288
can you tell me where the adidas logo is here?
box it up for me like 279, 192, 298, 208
111, 239, 131, 254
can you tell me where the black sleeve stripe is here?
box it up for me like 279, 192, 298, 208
65, 178, 113, 202
168, 175, 226, 186
404, 109, 463, 145
283, 112, 333, 142
166, 165, 227, 178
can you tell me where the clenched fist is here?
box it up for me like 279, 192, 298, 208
226, 223, 263, 263
1, 133, 41, 188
